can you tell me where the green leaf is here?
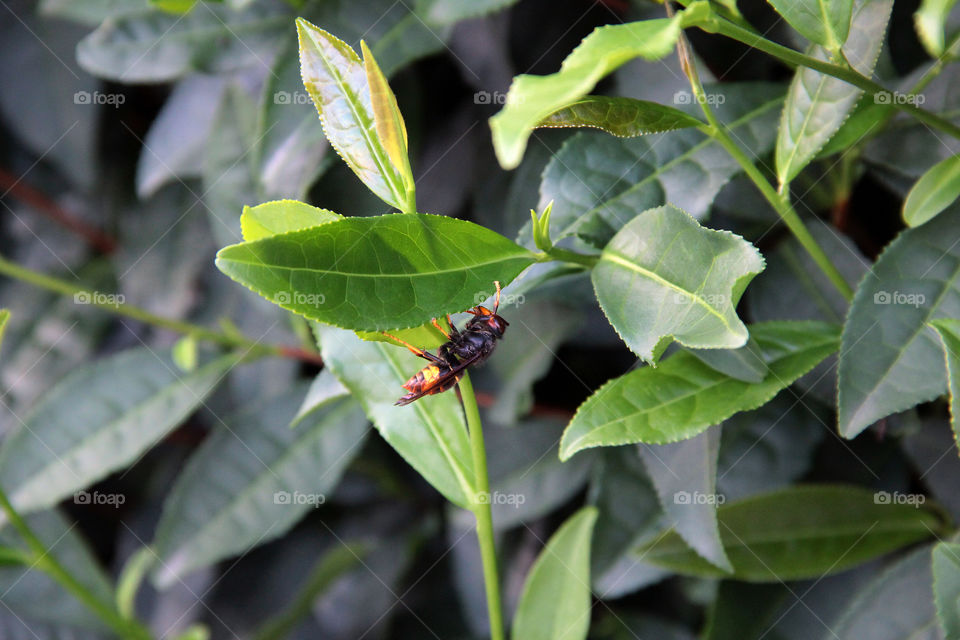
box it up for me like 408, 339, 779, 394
838, 204, 960, 438
296, 18, 408, 210
414, 0, 519, 26
292, 369, 349, 425
775, 0, 892, 185
490, 16, 684, 169
930, 319, 960, 456
315, 324, 474, 507
171, 335, 198, 372
688, 337, 767, 383
638, 427, 732, 572
916, 0, 960, 58
537, 96, 702, 137
531, 84, 783, 249
116, 547, 154, 619
152, 383, 367, 587
903, 155, 960, 227
76, 4, 289, 82
215, 213, 536, 331
356, 323, 448, 349
0, 309, 9, 355
592, 205, 765, 363
559, 321, 839, 460
766, 0, 853, 49
933, 542, 960, 638
240, 199, 341, 242
632, 485, 943, 581
512, 507, 598, 640
0, 348, 235, 516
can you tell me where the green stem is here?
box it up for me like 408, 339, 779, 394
689, 13, 960, 142
459, 372, 505, 640
675, 29, 854, 301
535, 248, 599, 269
0, 254, 323, 365
0, 487, 151, 639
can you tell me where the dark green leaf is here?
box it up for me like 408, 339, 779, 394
933, 542, 960, 638
688, 337, 767, 383
537, 96, 702, 137
930, 318, 960, 456
766, 0, 853, 49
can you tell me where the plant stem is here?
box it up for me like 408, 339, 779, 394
675, 29, 854, 301
458, 372, 505, 640
0, 487, 151, 639
688, 12, 960, 142
0, 254, 324, 365
535, 248, 599, 269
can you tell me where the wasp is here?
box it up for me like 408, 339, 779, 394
384, 281, 509, 406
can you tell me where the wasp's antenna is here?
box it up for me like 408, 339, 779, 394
493, 281, 502, 313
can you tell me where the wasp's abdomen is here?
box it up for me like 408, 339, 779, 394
402, 364, 448, 392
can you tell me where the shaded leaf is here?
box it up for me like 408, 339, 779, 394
512, 507, 598, 640
930, 318, 960, 456
560, 321, 840, 459
903, 154, 960, 227
414, 0, 519, 26
933, 542, 960, 638
633, 485, 943, 581
766, 0, 853, 48
240, 199, 341, 242
0, 309, 8, 355
0, 348, 235, 516
592, 205, 764, 363
537, 96, 702, 137
688, 337, 767, 383
215, 213, 536, 331
916, 0, 960, 58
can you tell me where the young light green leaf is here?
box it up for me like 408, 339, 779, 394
152, 383, 367, 587
632, 485, 943, 581
215, 213, 536, 331
560, 321, 839, 460
511, 507, 598, 640
592, 205, 764, 363
240, 199, 341, 242
171, 334, 198, 372
0, 348, 235, 516
296, 18, 409, 210
360, 40, 414, 207
933, 542, 960, 638
916, 0, 960, 58
766, 0, 853, 49
537, 96, 702, 138
531, 84, 783, 249
903, 154, 960, 227
116, 548, 155, 619
930, 319, 960, 454
315, 324, 475, 507
490, 16, 684, 169
775, 0, 892, 186
0, 309, 9, 355
838, 204, 960, 438
638, 427, 732, 573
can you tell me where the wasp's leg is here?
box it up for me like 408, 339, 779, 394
380, 331, 445, 364
431, 317, 452, 339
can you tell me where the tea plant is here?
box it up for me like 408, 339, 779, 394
3, 0, 960, 638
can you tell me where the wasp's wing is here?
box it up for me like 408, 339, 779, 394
394, 353, 483, 406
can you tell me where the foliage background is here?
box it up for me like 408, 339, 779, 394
1, 0, 960, 638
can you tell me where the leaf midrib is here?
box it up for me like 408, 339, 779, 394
220, 253, 533, 278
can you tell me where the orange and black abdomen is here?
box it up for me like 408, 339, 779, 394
396, 363, 463, 406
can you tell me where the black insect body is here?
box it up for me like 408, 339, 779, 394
385, 282, 509, 406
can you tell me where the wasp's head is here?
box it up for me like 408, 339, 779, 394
484, 313, 509, 337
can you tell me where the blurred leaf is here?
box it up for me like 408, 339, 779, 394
916, 0, 960, 58
933, 542, 960, 638
702, 582, 789, 640
766, 0, 853, 48
930, 319, 960, 456
0, 348, 235, 516
639, 427, 731, 572
292, 369, 349, 425
838, 204, 960, 438
171, 335, 198, 372
216, 213, 536, 331
490, 15, 684, 169
77, 3, 288, 82
151, 0, 197, 14
240, 199, 341, 242
688, 337, 767, 383
531, 84, 783, 248
633, 485, 943, 581
296, 19, 409, 210
315, 324, 474, 507
537, 96, 702, 137
560, 321, 840, 460
116, 547, 154, 619
136, 74, 225, 198
39, 0, 150, 26
903, 154, 960, 227
0, 309, 9, 355
592, 205, 764, 364
775, 0, 892, 185
152, 383, 367, 587
512, 507, 598, 640
832, 544, 939, 639
414, 0, 518, 25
